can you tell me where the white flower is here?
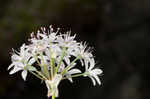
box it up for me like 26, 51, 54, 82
8, 44, 35, 80
8, 26, 103, 98
43, 33, 57, 43
29, 39, 48, 54
84, 58, 102, 86
38, 27, 57, 43
57, 32, 77, 48
76, 43, 94, 70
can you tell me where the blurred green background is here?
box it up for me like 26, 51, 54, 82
0, 0, 150, 99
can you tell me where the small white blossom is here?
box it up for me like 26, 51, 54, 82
8, 44, 35, 80
77, 43, 94, 69
84, 58, 102, 86
29, 39, 47, 54
57, 32, 76, 47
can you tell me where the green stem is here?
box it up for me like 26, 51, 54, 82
55, 47, 66, 75
49, 45, 54, 79
25, 64, 45, 80
33, 54, 41, 66
35, 70, 47, 80
33, 54, 47, 78
52, 93, 55, 99
62, 73, 86, 80
29, 71, 44, 80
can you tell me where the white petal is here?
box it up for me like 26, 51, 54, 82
84, 59, 89, 70
80, 59, 84, 66
9, 66, 22, 74
67, 77, 73, 83
89, 76, 96, 86
38, 33, 47, 38
11, 54, 20, 61
21, 70, 27, 81
93, 75, 101, 85
24, 53, 31, 62
64, 56, 70, 65
89, 58, 95, 70
20, 44, 26, 54
68, 69, 81, 75
93, 69, 103, 75
28, 58, 35, 65
8, 63, 14, 70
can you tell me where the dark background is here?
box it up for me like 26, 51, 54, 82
0, 0, 150, 99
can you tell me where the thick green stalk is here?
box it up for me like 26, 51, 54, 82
52, 93, 55, 99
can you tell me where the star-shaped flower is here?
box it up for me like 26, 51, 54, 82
84, 58, 102, 86
8, 44, 35, 80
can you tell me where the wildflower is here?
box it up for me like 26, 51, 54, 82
29, 38, 47, 54
8, 44, 35, 80
8, 26, 103, 99
77, 43, 93, 68
84, 58, 102, 86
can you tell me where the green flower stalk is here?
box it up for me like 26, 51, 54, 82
8, 26, 103, 99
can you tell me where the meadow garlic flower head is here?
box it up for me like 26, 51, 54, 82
8, 25, 103, 99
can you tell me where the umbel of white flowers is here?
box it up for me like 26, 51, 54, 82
8, 26, 103, 99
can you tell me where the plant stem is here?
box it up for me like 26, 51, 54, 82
33, 54, 41, 66
49, 43, 54, 79
35, 70, 47, 80
62, 73, 86, 80
52, 93, 55, 99
29, 71, 44, 80
55, 47, 66, 75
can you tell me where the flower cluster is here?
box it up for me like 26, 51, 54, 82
8, 26, 103, 98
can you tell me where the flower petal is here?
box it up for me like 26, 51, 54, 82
8, 63, 15, 70
80, 59, 84, 66
9, 66, 22, 75
21, 70, 27, 81
93, 69, 103, 75
89, 58, 95, 70
89, 76, 96, 86
28, 58, 35, 65
93, 75, 101, 85
67, 77, 73, 83
64, 56, 70, 65
68, 69, 81, 75
11, 54, 20, 61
